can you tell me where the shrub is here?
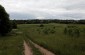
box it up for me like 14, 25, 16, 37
43, 28, 49, 34
12, 20, 17, 29
39, 24, 44, 27
64, 25, 80, 37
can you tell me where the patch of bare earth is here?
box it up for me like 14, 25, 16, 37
30, 41, 55, 55
24, 41, 33, 55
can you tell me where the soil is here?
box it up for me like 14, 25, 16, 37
24, 41, 33, 55
30, 40, 55, 55
24, 40, 55, 55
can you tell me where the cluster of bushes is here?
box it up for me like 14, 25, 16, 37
37, 24, 56, 35
43, 28, 55, 34
64, 26, 80, 37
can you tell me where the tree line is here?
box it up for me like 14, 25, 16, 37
12, 19, 85, 24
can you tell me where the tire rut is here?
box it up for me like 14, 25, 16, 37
24, 40, 55, 55
30, 40, 55, 55
24, 41, 33, 55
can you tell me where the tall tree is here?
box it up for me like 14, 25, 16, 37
0, 5, 12, 36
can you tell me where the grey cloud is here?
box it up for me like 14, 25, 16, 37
9, 11, 85, 20
64, 0, 85, 10
1, 0, 85, 20
10, 12, 36, 20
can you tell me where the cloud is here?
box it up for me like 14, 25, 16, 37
10, 12, 36, 20
0, 0, 85, 20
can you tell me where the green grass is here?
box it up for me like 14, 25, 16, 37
0, 29, 23, 55
0, 24, 85, 55
19, 24, 85, 55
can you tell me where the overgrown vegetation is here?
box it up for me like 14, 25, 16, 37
0, 29, 23, 55
64, 25, 80, 37
19, 24, 85, 55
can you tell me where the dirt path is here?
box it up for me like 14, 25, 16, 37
24, 41, 33, 55
24, 40, 55, 55
30, 40, 55, 55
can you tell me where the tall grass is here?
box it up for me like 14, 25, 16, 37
0, 29, 23, 55
19, 24, 85, 55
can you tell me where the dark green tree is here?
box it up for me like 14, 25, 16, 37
0, 5, 12, 36
12, 20, 17, 29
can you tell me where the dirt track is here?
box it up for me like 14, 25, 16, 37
24, 40, 55, 55
30, 41, 55, 55
24, 41, 33, 55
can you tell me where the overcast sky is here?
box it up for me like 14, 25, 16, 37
0, 0, 85, 20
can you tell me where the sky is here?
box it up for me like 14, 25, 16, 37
0, 0, 85, 20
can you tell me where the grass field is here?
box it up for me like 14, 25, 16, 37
0, 23, 85, 55
19, 24, 85, 55
0, 29, 23, 55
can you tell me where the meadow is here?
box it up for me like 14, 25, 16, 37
0, 29, 23, 55
0, 23, 85, 55
19, 24, 85, 55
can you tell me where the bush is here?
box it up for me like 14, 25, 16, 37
39, 24, 44, 27
12, 20, 17, 29
64, 25, 80, 37
43, 28, 49, 34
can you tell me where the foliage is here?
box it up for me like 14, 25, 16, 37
0, 5, 12, 36
19, 24, 85, 55
39, 24, 44, 27
12, 20, 17, 29
64, 26, 80, 37
0, 29, 23, 55
11, 19, 85, 24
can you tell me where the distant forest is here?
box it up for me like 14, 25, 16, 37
11, 19, 85, 24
